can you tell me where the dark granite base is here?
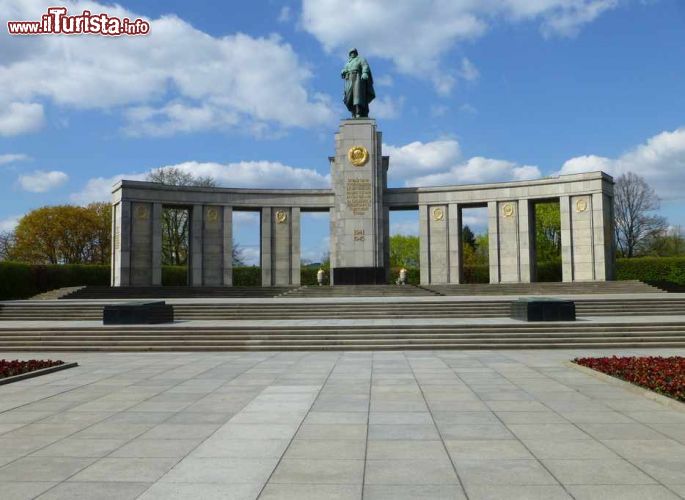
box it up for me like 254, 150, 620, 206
103, 301, 174, 325
332, 267, 386, 285
511, 298, 576, 322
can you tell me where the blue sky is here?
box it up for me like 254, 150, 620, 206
1, 0, 685, 264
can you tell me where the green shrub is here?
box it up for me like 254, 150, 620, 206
234, 266, 261, 286
463, 264, 489, 283
162, 266, 187, 286
617, 257, 685, 285
0, 262, 110, 300
536, 259, 562, 282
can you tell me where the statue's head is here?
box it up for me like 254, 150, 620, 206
348, 48, 358, 58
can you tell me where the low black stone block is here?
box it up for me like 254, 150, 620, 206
511, 298, 576, 322
103, 301, 174, 325
332, 267, 386, 285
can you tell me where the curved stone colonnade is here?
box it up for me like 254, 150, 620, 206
111, 120, 615, 287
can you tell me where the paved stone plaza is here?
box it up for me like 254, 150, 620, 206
0, 349, 683, 499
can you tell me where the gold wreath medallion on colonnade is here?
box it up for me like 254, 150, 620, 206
206, 207, 219, 222
134, 205, 149, 220
275, 210, 288, 224
502, 203, 515, 218
347, 145, 369, 166
432, 207, 445, 221
575, 198, 588, 213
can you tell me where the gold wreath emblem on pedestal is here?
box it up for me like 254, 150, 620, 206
575, 198, 588, 213
502, 203, 515, 218
347, 145, 369, 166
134, 205, 149, 220
206, 207, 219, 222
275, 210, 288, 224
432, 207, 444, 221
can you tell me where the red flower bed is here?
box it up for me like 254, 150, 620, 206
574, 356, 685, 402
0, 359, 64, 379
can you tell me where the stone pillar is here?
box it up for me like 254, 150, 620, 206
560, 196, 573, 282
188, 204, 203, 286
151, 203, 162, 286
518, 199, 533, 283
202, 206, 225, 286
222, 207, 233, 286
487, 201, 499, 284
448, 203, 461, 284
419, 204, 456, 284
489, 201, 521, 283
261, 207, 300, 286
570, 195, 595, 281
329, 119, 388, 284
111, 201, 131, 286
593, 193, 615, 281
130, 202, 153, 286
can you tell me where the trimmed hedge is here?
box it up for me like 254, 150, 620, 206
1, 257, 683, 300
616, 257, 685, 285
0, 262, 110, 300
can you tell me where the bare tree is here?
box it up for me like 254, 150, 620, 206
0, 230, 15, 261
146, 167, 250, 267
614, 172, 668, 257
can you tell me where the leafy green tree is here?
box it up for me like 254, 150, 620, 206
10, 203, 111, 264
534, 202, 561, 262
389, 234, 419, 268
462, 225, 476, 250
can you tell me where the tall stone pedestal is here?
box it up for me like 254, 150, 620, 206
329, 119, 389, 284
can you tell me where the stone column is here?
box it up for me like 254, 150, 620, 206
151, 203, 162, 286
261, 207, 300, 286
202, 206, 224, 286
560, 195, 573, 282
222, 207, 233, 286
329, 119, 388, 284
593, 193, 615, 281
188, 204, 203, 286
489, 200, 521, 283
570, 195, 595, 281
518, 199, 533, 283
130, 202, 153, 286
419, 205, 429, 285
111, 201, 131, 286
420, 204, 454, 284
487, 201, 499, 284
448, 203, 461, 284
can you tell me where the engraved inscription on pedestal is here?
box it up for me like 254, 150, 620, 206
346, 178, 372, 216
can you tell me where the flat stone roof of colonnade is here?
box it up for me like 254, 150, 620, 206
112, 171, 612, 208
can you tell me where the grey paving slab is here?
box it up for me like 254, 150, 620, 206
0, 349, 683, 499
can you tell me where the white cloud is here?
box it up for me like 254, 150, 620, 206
409, 157, 541, 187
372, 96, 404, 119
0, 102, 45, 136
18, 170, 68, 192
70, 161, 330, 204
390, 220, 418, 236
558, 127, 685, 200
384, 138, 541, 186
458, 57, 479, 82
0, 1, 334, 137
302, 0, 620, 93
278, 6, 292, 23
384, 139, 461, 181
0, 215, 20, 231
0, 153, 29, 166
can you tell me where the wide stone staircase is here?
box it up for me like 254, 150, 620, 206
61, 286, 293, 299
424, 280, 663, 296
1, 297, 685, 321
1, 321, 685, 351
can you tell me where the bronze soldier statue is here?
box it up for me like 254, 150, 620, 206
341, 48, 375, 118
